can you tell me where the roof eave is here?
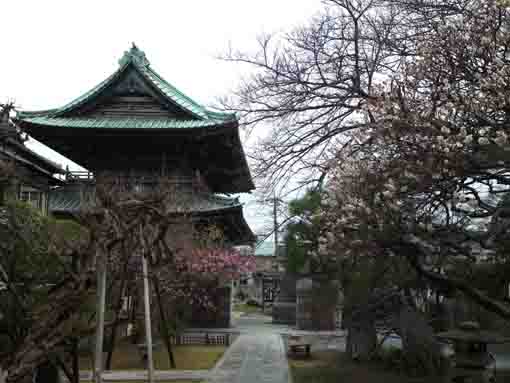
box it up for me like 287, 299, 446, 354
5, 138, 64, 174
14, 117, 237, 132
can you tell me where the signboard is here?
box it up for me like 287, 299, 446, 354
262, 277, 280, 303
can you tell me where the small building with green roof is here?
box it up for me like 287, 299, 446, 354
0, 106, 64, 213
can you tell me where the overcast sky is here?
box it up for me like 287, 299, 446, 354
0, 0, 323, 233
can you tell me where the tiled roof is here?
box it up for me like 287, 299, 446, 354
49, 186, 243, 214
139, 65, 209, 120
17, 45, 236, 124
0, 119, 63, 174
170, 192, 243, 213
49, 188, 255, 244
21, 116, 232, 130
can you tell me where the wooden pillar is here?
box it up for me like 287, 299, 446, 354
94, 253, 107, 383
142, 255, 155, 383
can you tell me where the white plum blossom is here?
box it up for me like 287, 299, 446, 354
382, 190, 393, 198
313, 1, 510, 277
495, 131, 508, 145
479, 137, 490, 145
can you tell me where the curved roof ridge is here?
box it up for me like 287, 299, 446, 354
17, 45, 237, 123
210, 193, 240, 205
206, 109, 237, 121
17, 108, 60, 118
17, 65, 126, 119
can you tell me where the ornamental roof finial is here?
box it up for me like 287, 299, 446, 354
118, 43, 150, 68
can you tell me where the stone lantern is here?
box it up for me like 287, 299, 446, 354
436, 321, 510, 383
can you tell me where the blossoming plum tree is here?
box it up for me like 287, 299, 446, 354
0, 168, 255, 383
320, 0, 510, 319
225, 0, 510, 369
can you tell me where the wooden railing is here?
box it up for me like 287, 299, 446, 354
63, 171, 208, 189
65, 170, 94, 181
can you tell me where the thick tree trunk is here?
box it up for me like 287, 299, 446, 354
34, 362, 60, 383
346, 318, 377, 361
6, 272, 95, 383
71, 339, 79, 383
394, 306, 444, 376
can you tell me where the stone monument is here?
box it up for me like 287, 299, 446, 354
272, 273, 297, 325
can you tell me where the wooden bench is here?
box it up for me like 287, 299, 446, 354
287, 335, 311, 358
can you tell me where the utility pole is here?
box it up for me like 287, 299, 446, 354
94, 251, 107, 383
273, 193, 278, 258
141, 254, 155, 383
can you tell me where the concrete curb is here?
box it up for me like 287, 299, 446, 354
63, 369, 210, 382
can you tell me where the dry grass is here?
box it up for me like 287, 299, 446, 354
84, 381, 200, 383
290, 350, 510, 383
232, 303, 263, 315
79, 340, 225, 371
290, 350, 441, 383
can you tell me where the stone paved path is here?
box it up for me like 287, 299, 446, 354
206, 333, 290, 383
61, 315, 341, 382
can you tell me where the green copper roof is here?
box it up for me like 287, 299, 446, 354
49, 186, 243, 214
49, 187, 255, 244
21, 116, 232, 130
17, 44, 235, 123
14, 45, 255, 194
